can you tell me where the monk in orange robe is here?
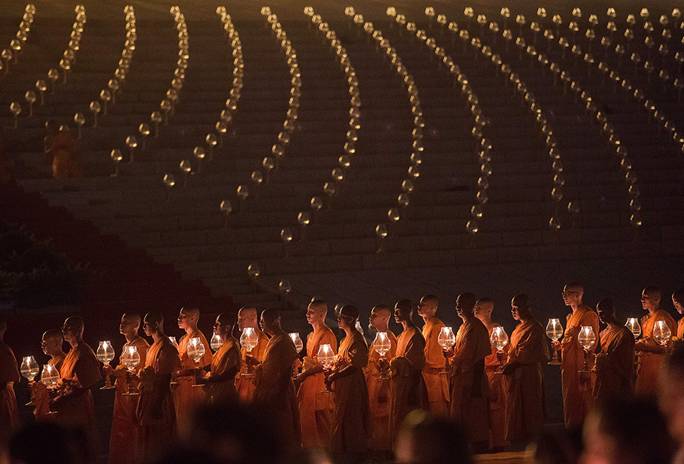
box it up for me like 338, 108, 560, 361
200, 313, 240, 404
417, 294, 449, 417
445, 293, 490, 449
173, 307, 213, 433
389, 299, 427, 444
635, 286, 676, 396
593, 298, 634, 402
558, 282, 599, 427
672, 288, 684, 341
52, 316, 102, 455
32, 329, 66, 419
254, 309, 300, 450
296, 299, 337, 449
235, 306, 269, 403
502, 294, 548, 444
108, 313, 149, 464
365, 305, 397, 452
137, 311, 181, 463
47, 125, 82, 179
0, 317, 20, 445
475, 297, 508, 449
326, 305, 370, 457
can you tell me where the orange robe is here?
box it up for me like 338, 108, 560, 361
109, 337, 149, 464
503, 319, 547, 444
365, 330, 397, 451
421, 318, 449, 417
448, 316, 491, 444
560, 305, 599, 427
236, 330, 268, 403
174, 329, 213, 432
677, 318, 684, 340
48, 131, 82, 179
0, 342, 20, 444
254, 332, 300, 449
635, 309, 676, 396
298, 326, 337, 448
330, 330, 370, 454
32, 354, 65, 420
593, 325, 634, 402
484, 323, 508, 448
205, 337, 240, 404
136, 337, 180, 463
389, 326, 427, 443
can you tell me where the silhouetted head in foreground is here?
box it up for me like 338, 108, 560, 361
10, 422, 90, 464
394, 410, 472, 464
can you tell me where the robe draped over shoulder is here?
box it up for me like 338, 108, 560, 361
636, 310, 676, 396
206, 337, 240, 404
174, 329, 213, 432
421, 319, 449, 417
364, 330, 396, 451
594, 325, 634, 401
484, 323, 508, 448
236, 331, 268, 403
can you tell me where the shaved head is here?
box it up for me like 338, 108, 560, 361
41, 329, 64, 356
238, 306, 258, 331
260, 309, 282, 335
43, 329, 63, 342
418, 295, 439, 319
120, 312, 142, 337
371, 304, 392, 317
62, 316, 84, 346
306, 299, 328, 326
178, 306, 200, 330
143, 311, 165, 337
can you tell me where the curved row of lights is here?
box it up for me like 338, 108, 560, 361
67, 5, 137, 141
0, 4, 36, 76
393, 9, 493, 235
345, 7, 423, 251
455, 7, 643, 228
112, 6, 188, 177
9, 5, 86, 128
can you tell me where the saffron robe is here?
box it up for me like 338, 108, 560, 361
484, 323, 508, 448
635, 309, 676, 396
108, 336, 149, 464
174, 329, 212, 432
236, 330, 268, 403
503, 319, 547, 444
136, 337, 180, 463
448, 317, 491, 444
421, 318, 449, 417
593, 325, 634, 401
254, 333, 300, 449
48, 131, 82, 179
389, 327, 427, 443
32, 354, 65, 419
0, 342, 20, 444
330, 330, 370, 454
205, 337, 240, 404
560, 305, 599, 427
677, 318, 684, 341
364, 329, 397, 451
298, 326, 337, 448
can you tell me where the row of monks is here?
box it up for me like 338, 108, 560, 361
0, 283, 683, 463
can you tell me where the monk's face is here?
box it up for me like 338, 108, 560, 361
673, 296, 684, 315
474, 302, 493, 321
61, 319, 82, 344
142, 317, 158, 337
641, 290, 659, 311
455, 296, 474, 320
394, 305, 409, 324
177, 309, 197, 329
369, 309, 389, 331
214, 315, 231, 336
237, 308, 257, 331
510, 299, 521, 321
562, 286, 582, 306
417, 298, 437, 319
119, 315, 139, 336
306, 304, 325, 326
41, 333, 63, 356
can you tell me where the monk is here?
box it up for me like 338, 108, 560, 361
659, 344, 684, 463
635, 286, 676, 396
200, 313, 240, 404
32, 329, 66, 419
47, 125, 82, 179
53, 316, 101, 454
365, 304, 397, 452
137, 311, 180, 462
0, 317, 20, 445
672, 288, 684, 341
235, 306, 269, 403
296, 299, 337, 449
254, 309, 300, 450
326, 305, 370, 457
174, 307, 212, 432
108, 313, 149, 464
445, 293, 490, 449
502, 294, 548, 444
417, 294, 449, 417
475, 297, 508, 449
388, 299, 427, 444
558, 282, 599, 427
593, 298, 635, 402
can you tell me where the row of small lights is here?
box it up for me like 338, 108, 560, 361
391, 9, 493, 235
9, 5, 86, 128
0, 4, 36, 75
112, 6, 188, 177
345, 7, 423, 251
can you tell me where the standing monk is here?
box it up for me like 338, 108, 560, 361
53, 316, 102, 454
32, 329, 66, 419
389, 299, 427, 443
174, 307, 212, 432
593, 298, 634, 402
326, 305, 370, 457
502, 294, 547, 444
0, 317, 20, 445
475, 298, 507, 449
365, 305, 397, 452
108, 313, 149, 464
201, 313, 240, 404
559, 282, 599, 427
254, 309, 300, 450
417, 295, 449, 417
671, 288, 684, 341
296, 299, 337, 449
445, 293, 490, 449
137, 311, 180, 462
635, 286, 676, 396
235, 306, 268, 403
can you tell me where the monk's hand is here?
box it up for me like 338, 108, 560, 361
376, 358, 389, 373
245, 355, 260, 367
324, 373, 335, 390
442, 347, 454, 358
295, 371, 308, 385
